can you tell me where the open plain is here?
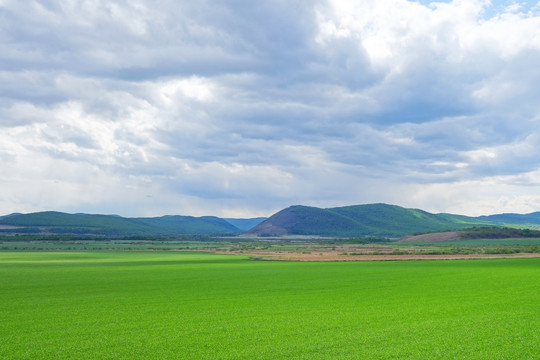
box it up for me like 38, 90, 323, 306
1, 251, 538, 359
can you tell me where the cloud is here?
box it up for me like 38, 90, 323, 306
0, 0, 539, 217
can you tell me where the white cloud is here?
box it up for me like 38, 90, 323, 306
0, 0, 539, 217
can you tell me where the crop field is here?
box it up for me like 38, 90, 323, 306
1, 252, 539, 359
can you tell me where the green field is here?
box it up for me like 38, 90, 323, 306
1, 252, 538, 359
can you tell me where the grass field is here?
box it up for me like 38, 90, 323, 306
1, 252, 538, 359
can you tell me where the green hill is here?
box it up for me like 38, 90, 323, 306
3, 205, 540, 238
0, 213, 21, 219
477, 212, 540, 229
135, 215, 241, 235
0, 212, 242, 236
247, 205, 373, 236
247, 204, 501, 237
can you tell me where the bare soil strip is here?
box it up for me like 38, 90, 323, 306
211, 249, 540, 261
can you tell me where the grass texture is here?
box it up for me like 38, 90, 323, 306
1, 252, 538, 359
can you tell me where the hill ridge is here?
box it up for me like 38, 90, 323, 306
248, 203, 538, 237
2, 204, 540, 238
0, 211, 265, 236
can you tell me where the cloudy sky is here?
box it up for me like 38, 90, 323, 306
1, 0, 540, 218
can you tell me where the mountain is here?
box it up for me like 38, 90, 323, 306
0, 213, 21, 219
247, 205, 372, 236
477, 212, 540, 226
247, 204, 497, 237
0, 211, 242, 236
135, 215, 241, 235
3, 205, 540, 238
223, 217, 267, 231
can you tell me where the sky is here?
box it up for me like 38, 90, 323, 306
1, 0, 540, 218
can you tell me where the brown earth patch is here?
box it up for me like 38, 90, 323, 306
252, 253, 540, 261
400, 231, 461, 242
210, 246, 540, 261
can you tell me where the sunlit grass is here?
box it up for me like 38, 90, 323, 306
1, 252, 538, 359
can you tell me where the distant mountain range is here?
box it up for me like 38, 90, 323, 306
1, 204, 540, 238
0, 211, 265, 236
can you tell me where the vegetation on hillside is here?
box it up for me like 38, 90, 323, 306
459, 227, 540, 239
248, 204, 496, 237
0, 212, 243, 236
477, 211, 540, 225
3, 204, 540, 238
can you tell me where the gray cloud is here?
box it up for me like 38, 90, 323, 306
1, 0, 540, 217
